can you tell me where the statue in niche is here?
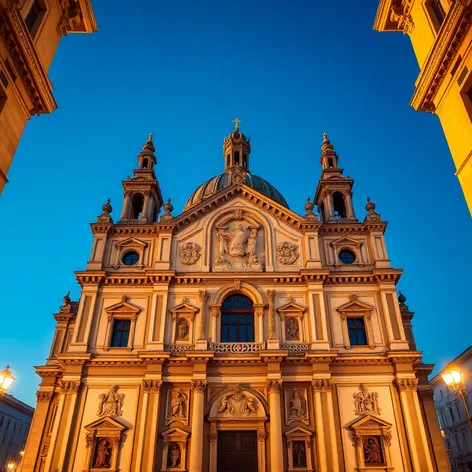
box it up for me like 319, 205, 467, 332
285, 318, 299, 340
176, 318, 189, 341
167, 442, 181, 468
97, 385, 124, 417
288, 390, 305, 418
170, 389, 187, 418
363, 436, 384, 464
214, 222, 262, 272
218, 384, 258, 416
93, 438, 112, 468
292, 441, 307, 467
353, 384, 381, 416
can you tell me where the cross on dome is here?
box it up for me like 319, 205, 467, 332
232, 117, 242, 130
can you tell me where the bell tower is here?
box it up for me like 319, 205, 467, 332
314, 133, 357, 223
223, 118, 251, 172
120, 134, 164, 223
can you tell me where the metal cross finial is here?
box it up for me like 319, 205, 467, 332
148, 132, 154, 142
323, 132, 328, 141
232, 118, 242, 130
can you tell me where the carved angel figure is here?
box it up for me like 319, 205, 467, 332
97, 385, 124, 417
353, 384, 381, 416
170, 389, 187, 418
218, 384, 258, 416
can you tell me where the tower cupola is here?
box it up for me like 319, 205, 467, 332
137, 133, 157, 170
320, 132, 339, 169
223, 118, 251, 172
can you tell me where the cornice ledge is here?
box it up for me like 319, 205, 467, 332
410, 1, 472, 111
331, 353, 390, 366
90, 222, 113, 234
75, 271, 107, 287
306, 351, 338, 364
34, 364, 64, 377
300, 270, 330, 283
386, 351, 422, 365
0, 1, 56, 114
55, 353, 92, 367
372, 268, 403, 284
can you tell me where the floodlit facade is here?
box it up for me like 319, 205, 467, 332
0, 0, 97, 194
431, 346, 472, 472
374, 0, 472, 214
21, 126, 449, 471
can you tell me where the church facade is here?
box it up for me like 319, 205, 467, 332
21, 124, 449, 471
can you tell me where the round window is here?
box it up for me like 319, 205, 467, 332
338, 249, 356, 265
122, 251, 139, 266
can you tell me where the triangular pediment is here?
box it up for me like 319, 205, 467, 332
348, 414, 392, 431
161, 427, 189, 438
105, 298, 141, 315
277, 301, 306, 314
285, 426, 312, 437
84, 416, 127, 432
330, 236, 362, 248
170, 302, 199, 314
337, 295, 373, 313
174, 183, 319, 234
115, 237, 148, 248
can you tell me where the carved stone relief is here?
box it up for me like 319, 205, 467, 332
218, 384, 258, 416
93, 438, 113, 468
285, 389, 309, 425
285, 317, 300, 341
166, 388, 189, 424
292, 441, 307, 468
276, 241, 299, 265
179, 242, 201, 265
213, 220, 263, 272
97, 385, 124, 417
176, 318, 189, 341
167, 442, 181, 468
363, 435, 385, 465
353, 384, 381, 416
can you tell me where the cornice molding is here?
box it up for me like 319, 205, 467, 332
410, 1, 472, 111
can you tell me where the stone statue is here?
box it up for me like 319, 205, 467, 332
219, 224, 246, 257
176, 319, 189, 341
288, 390, 305, 417
293, 441, 306, 467
285, 318, 299, 340
353, 384, 381, 416
364, 436, 383, 464
62, 291, 72, 307
167, 442, 181, 468
170, 389, 187, 418
97, 385, 124, 417
93, 438, 112, 467
218, 384, 258, 416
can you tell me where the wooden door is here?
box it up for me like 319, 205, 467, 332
217, 431, 258, 472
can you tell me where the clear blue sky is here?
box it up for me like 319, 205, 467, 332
1, 0, 470, 406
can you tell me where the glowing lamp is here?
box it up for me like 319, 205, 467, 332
0, 365, 15, 395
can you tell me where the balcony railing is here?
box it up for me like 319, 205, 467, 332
208, 342, 266, 354
280, 342, 310, 355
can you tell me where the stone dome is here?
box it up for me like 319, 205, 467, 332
183, 172, 289, 211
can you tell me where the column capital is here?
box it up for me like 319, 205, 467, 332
143, 379, 163, 393
418, 388, 434, 400
191, 379, 207, 393
60, 380, 82, 395
267, 379, 282, 393
208, 432, 218, 443
257, 432, 267, 442
199, 289, 210, 302
36, 391, 55, 402
395, 378, 418, 392
311, 379, 331, 392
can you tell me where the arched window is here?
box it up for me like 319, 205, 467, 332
328, 157, 334, 168
221, 294, 254, 343
142, 158, 149, 169
234, 151, 240, 166
319, 202, 326, 222
131, 193, 144, 219
333, 192, 346, 219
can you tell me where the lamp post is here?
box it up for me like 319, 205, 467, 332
441, 364, 472, 433
0, 365, 15, 395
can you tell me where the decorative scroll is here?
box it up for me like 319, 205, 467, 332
165, 344, 195, 355
209, 342, 265, 353
267, 290, 276, 341
280, 342, 310, 355
198, 290, 209, 341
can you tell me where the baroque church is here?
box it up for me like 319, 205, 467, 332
21, 122, 449, 472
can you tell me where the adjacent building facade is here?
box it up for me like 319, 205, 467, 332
0, 0, 97, 194
0, 394, 34, 470
21, 126, 449, 471
373, 0, 472, 214
431, 346, 472, 472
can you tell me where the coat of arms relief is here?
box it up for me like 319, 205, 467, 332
212, 210, 263, 272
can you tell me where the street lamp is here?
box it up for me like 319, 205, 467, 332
0, 365, 15, 395
441, 364, 472, 433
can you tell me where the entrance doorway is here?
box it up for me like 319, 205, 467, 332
217, 431, 258, 472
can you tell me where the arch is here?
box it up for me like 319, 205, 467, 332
221, 294, 254, 343
333, 191, 346, 219
131, 193, 144, 219
211, 281, 265, 307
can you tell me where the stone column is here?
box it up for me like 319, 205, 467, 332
321, 380, 339, 471
189, 380, 207, 472
210, 306, 220, 343
208, 429, 218, 472
196, 290, 209, 349
267, 379, 283, 472
135, 380, 162, 471
141, 193, 150, 221
312, 380, 328, 472
396, 378, 434, 471
266, 290, 279, 349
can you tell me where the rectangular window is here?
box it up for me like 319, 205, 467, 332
0, 86, 6, 114
347, 317, 367, 346
432, 0, 446, 26
24, 0, 45, 38
449, 406, 455, 423
111, 319, 131, 347
221, 313, 254, 343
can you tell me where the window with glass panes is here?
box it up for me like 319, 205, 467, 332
25, 0, 44, 35
221, 294, 254, 342
111, 319, 131, 347
347, 317, 367, 346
